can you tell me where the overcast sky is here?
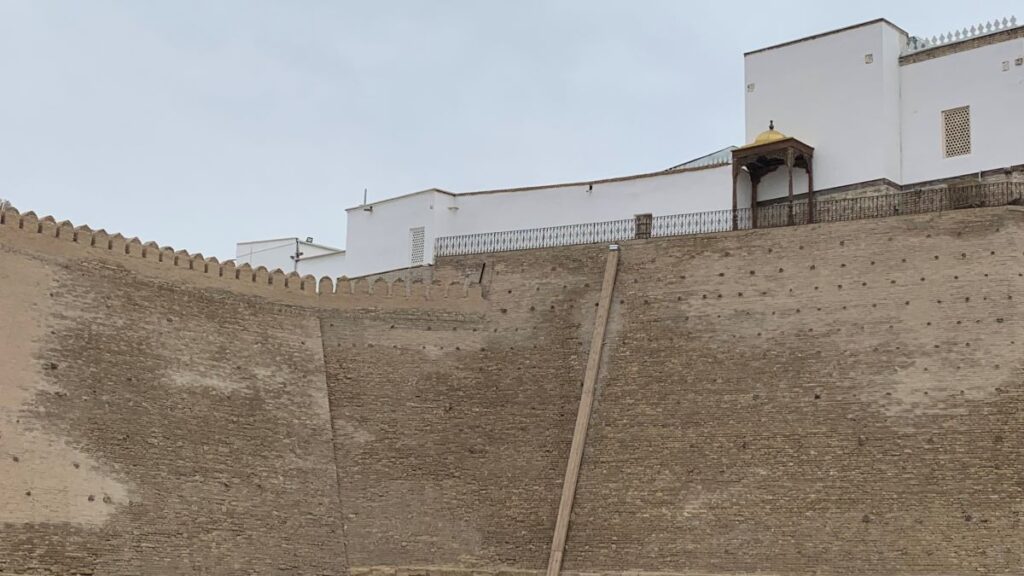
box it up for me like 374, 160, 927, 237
0, 1, 1018, 258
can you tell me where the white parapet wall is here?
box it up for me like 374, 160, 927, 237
235, 238, 342, 274
295, 250, 348, 279
341, 163, 734, 278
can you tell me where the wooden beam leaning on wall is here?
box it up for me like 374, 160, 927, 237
546, 244, 620, 576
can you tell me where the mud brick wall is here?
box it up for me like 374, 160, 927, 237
563, 207, 1024, 575
3, 203, 1024, 576
320, 246, 606, 569
0, 228, 346, 574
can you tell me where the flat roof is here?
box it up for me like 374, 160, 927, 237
237, 236, 297, 246
744, 18, 909, 57
236, 237, 342, 252
344, 188, 453, 213
345, 161, 729, 212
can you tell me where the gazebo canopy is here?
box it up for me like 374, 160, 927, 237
731, 122, 815, 227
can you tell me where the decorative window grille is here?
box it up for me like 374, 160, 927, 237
409, 226, 425, 265
942, 106, 971, 158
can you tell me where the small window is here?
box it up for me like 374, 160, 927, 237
409, 227, 425, 265
942, 106, 971, 158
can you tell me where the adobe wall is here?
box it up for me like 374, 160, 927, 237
563, 206, 1024, 574
335, 206, 1024, 576
0, 205, 487, 575
0, 213, 349, 574
2, 203, 1023, 575
320, 245, 608, 568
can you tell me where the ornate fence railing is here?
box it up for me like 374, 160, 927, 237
433, 217, 637, 257
651, 207, 745, 237
434, 182, 1023, 257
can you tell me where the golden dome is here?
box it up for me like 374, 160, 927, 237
750, 120, 787, 146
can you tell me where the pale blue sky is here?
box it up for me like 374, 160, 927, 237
0, 1, 1018, 257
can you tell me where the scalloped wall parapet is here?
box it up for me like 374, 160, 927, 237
0, 205, 483, 306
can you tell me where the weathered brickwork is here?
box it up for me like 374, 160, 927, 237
565, 207, 1024, 574
0, 226, 348, 574
321, 246, 607, 569
2, 203, 1023, 575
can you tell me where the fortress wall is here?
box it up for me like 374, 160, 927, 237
320, 246, 608, 569
563, 206, 1024, 575
0, 215, 348, 573
357, 206, 1023, 576
3, 202, 1024, 575
0, 206, 484, 310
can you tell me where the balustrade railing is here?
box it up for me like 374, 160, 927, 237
434, 217, 637, 257
434, 182, 1023, 257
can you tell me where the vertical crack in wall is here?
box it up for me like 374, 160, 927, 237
546, 246, 621, 576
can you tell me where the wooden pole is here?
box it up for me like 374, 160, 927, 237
807, 161, 815, 224
751, 176, 759, 229
787, 150, 795, 225
731, 165, 739, 230
546, 247, 620, 576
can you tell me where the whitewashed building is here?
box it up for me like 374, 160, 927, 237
235, 237, 345, 273
239, 16, 1024, 278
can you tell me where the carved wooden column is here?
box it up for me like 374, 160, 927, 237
750, 174, 761, 229
732, 164, 740, 231
786, 149, 795, 225
807, 162, 815, 224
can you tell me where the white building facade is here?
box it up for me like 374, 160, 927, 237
343, 157, 733, 277
235, 237, 345, 273
239, 16, 1023, 279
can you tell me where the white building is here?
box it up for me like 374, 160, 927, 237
235, 237, 344, 274
239, 16, 1024, 279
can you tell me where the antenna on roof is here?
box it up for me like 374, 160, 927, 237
362, 188, 373, 212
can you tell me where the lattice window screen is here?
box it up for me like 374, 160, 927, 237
409, 226, 425, 265
942, 106, 971, 158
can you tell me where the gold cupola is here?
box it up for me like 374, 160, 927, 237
750, 120, 787, 146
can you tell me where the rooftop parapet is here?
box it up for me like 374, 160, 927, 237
904, 16, 1019, 54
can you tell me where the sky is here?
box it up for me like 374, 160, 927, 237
0, 1, 1019, 258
